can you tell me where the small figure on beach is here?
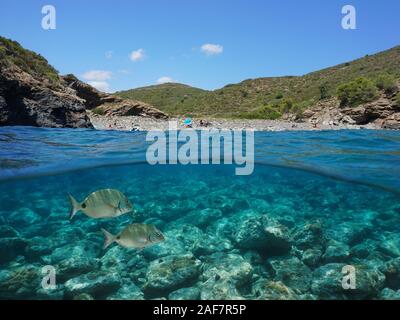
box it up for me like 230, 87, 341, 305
183, 117, 193, 128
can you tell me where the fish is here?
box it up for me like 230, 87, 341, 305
68, 189, 133, 220
101, 223, 165, 250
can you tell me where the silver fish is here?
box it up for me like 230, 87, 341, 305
68, 189, 133, 220
102, 223, 165, 249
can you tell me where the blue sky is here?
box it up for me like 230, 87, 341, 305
0, 0, 399, 92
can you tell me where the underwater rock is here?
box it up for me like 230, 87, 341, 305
73, 293, 94, 300
191, 232, 233, 257
168, 287, 200, 300
144, 254, 201, 294
312, 263, 385, 299
292, 221, 327, 251
327, 222, 372, 246
322, 241, 350, 263
65, 272, 121, 298
268, 256, 312, 293
377, 233, 400, 258
350, 240, 377, 259
176, 208, 222, 228
107, 283, 144, 300
36, 285, 65, 300
301, 249, 323, 268
24, 236, 52, 261
380, 257, 400, 290
0, 237, 28, 264
235, 216, 291, 255
378, 288, 400, 300
200, 253, 253, 300
7, 207, 42, 228
57, 256, 100, 282
0, 225, 19, 237
252, 279, 300, 300
311, 263, 347, 299
0, 264, 40, 299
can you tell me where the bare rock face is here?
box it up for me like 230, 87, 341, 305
62, 74, 168, 119
303, 92, 400, 129
0, 66, 92, 128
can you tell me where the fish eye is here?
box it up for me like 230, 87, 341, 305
116, 236, 121, 240
82, 203, 87, 209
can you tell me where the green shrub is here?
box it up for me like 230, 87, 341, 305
91, 107, 106, 115
337, 77, 378, 107
395, 92, 400, 106
257, 104, 281, 119
319, 84, 329, 100
275, 92, 283, 99
279, 98, 294, 114
375, 73, 398, 95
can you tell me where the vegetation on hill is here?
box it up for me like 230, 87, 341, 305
0, 36, 59, 83
116, 46, 400, 118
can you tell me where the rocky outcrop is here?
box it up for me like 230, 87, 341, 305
0, 65, 92, 128
302, 91, 400, 129
0, 37, 167, 128
63, 74, 168, 119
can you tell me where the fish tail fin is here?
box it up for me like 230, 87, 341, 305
101, 228, 115, 249
68, 193, 80, 220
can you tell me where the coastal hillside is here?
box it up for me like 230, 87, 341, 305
0, 36, 167, 128
116, 46, 400, 120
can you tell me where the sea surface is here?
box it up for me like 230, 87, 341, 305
0, 126, 400, 300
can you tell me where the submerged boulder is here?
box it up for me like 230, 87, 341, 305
268, 256, 312, 293
0, 237, 28, 264
144, 254, 201, 294
168, 287, 200, 300
235, 216, 291, 255
200, 253, 253, 300
252, 279, 300, 300
64, 272, 121, 298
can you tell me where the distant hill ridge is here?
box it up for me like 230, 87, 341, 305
116, 45, 400, 119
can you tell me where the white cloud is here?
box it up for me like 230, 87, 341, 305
201, 43, 223, 56
130, 48, 145, 61
88, 81, 110, 92
105, 51, 113, 59
82, 70, 112, 81
157, 76, 174, 84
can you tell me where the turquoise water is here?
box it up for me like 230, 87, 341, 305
0, 127, 400, 300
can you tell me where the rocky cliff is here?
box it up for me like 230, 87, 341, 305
0, 36, 167, 128
301, 90, 400, 129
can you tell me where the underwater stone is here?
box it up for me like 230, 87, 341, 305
7, 207, 42, 228
36, 285, 65, 300
322, 241, 350, 263
176, 208, 222, 228
268, 256, 312, 293
378, 288, 400, 300
168, 287, 200, 300
311, 263, 347, 300
377, 233, 400, 258
200, 253, 253, 300
0, 265, 40, 299
0, 237, 28, 264
73, 293, 94, 300
57, 256, 100, 282
312, 263, 385, 299
350, 240, 377, 259
144, 254, 201, 293
65, 272, 121, 298
0, 225, 19, 237
327, 222, 372, 246
380, 257, 400, 290
252, 279, 300, 300
292, 221, 327, 251
301, 249, 323, 268
107, 283, 144, 300
191, 233, 233, 257
235, 217, 291, 255
24, 237, 52, 262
